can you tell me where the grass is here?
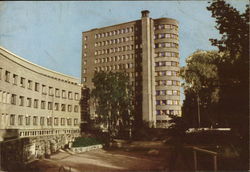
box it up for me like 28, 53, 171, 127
72, 137, 104, 147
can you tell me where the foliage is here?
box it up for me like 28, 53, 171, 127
72, 137, 103, 147
167, 114, 189, 145
181, 50, 221, 127
207, 1, 249, 166
91, 71, 134, 137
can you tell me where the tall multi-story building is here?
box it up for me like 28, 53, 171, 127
0, 47, 81, 141
82, 10, 181, 128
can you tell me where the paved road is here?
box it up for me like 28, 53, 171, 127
30, 149, 169, 172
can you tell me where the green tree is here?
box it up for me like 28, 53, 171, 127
91, 71, 134, 138
207, 0, 249, 167
181, 50, 221, 127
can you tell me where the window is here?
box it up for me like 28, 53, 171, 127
167, 100, 172, 105
5, 71, 10, 82
166, 71, 172, 76
68, 91, 73, 99
33, 116, 38, 125
74, 105, 79, 112
61, 104, 66, 111
167, 90, 172, 95
68, 105, 72, 112
47, 117, 52, 126
18, 115, 23, 125
34, 99, 39, 108
41, 101, 46, 109
13, 74, 18, 85
61, 118, 65, 126
156, 110, 160, 115
40, 117, 45, 126
11, 94, 17, 105
19, 96, 24, 106
27, 98, 32, 107
28, 80, 32, 90
165, 33, 171, 38
156, 90, 160, 96
156, 100, 160, 105
20, 77, 25, 87
10, 114, 15, 125
173, 100, 179, 105
162, 100, 167, 105
166, 52, 171, 57
54, 103, 59, 111
165, 61, 171, 66
48, 102, 53, 110
62, 90, 66, 98
35, 82, 39, 92
67, 118, 72, 126
55, 88, 60, 97
42, 85, 46, 94
25, 116, 30, 125
54, 117, 58, 126
167, 80, 172, 86
165, 24, 171, 29
74, 118, 78, 126
165, 43, 171, 47
49, 87, 53, 95
173, 90, 178, 96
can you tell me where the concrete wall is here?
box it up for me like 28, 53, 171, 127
0, 133, 78, 171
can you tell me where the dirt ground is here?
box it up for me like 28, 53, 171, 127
28, 148, 171, 172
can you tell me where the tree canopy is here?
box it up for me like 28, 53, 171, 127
207, 1, 249, 165
181, 1, 249, 168
91, 71, 134, 137
181, 50, 221, 127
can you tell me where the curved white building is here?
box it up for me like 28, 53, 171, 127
0, 47, 81, 141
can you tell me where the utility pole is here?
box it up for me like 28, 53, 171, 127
197, 94, 201, 128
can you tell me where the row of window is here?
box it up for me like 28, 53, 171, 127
0, 91, 79, 112
156, 99, 180, 106
154, 33, 178, 39
157, 51, 179, 58
83, 71, 137, 83
155, 70, 179, 77
154, 24, 178, 31
94, 36, 134, 47
156, 90, 180, 96
1, 69, 80, 100
7, 114, 78, 126
93, 45, 134, 56
94, 27, 134, 39
0, 67, 78, 86
94, 63, 134, 72
155, 61, 179, 67
19, 129, 79, 137
94, 54, 134, 64
156, 109, 180, 116
155, 42, 178, 49
155, 80, 180, 86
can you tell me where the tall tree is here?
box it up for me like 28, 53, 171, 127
91, 71, 134, 137
207, 0, 249, 167
181, 50, 221, 127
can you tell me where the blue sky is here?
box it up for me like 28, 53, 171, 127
0, 1, 248, 79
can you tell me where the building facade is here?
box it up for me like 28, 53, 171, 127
0, 47, 81, 141
82, 11, 181, 128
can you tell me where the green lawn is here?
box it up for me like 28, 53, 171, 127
72, 137, 104, 147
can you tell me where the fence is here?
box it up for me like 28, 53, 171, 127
193, 146, 218, 172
